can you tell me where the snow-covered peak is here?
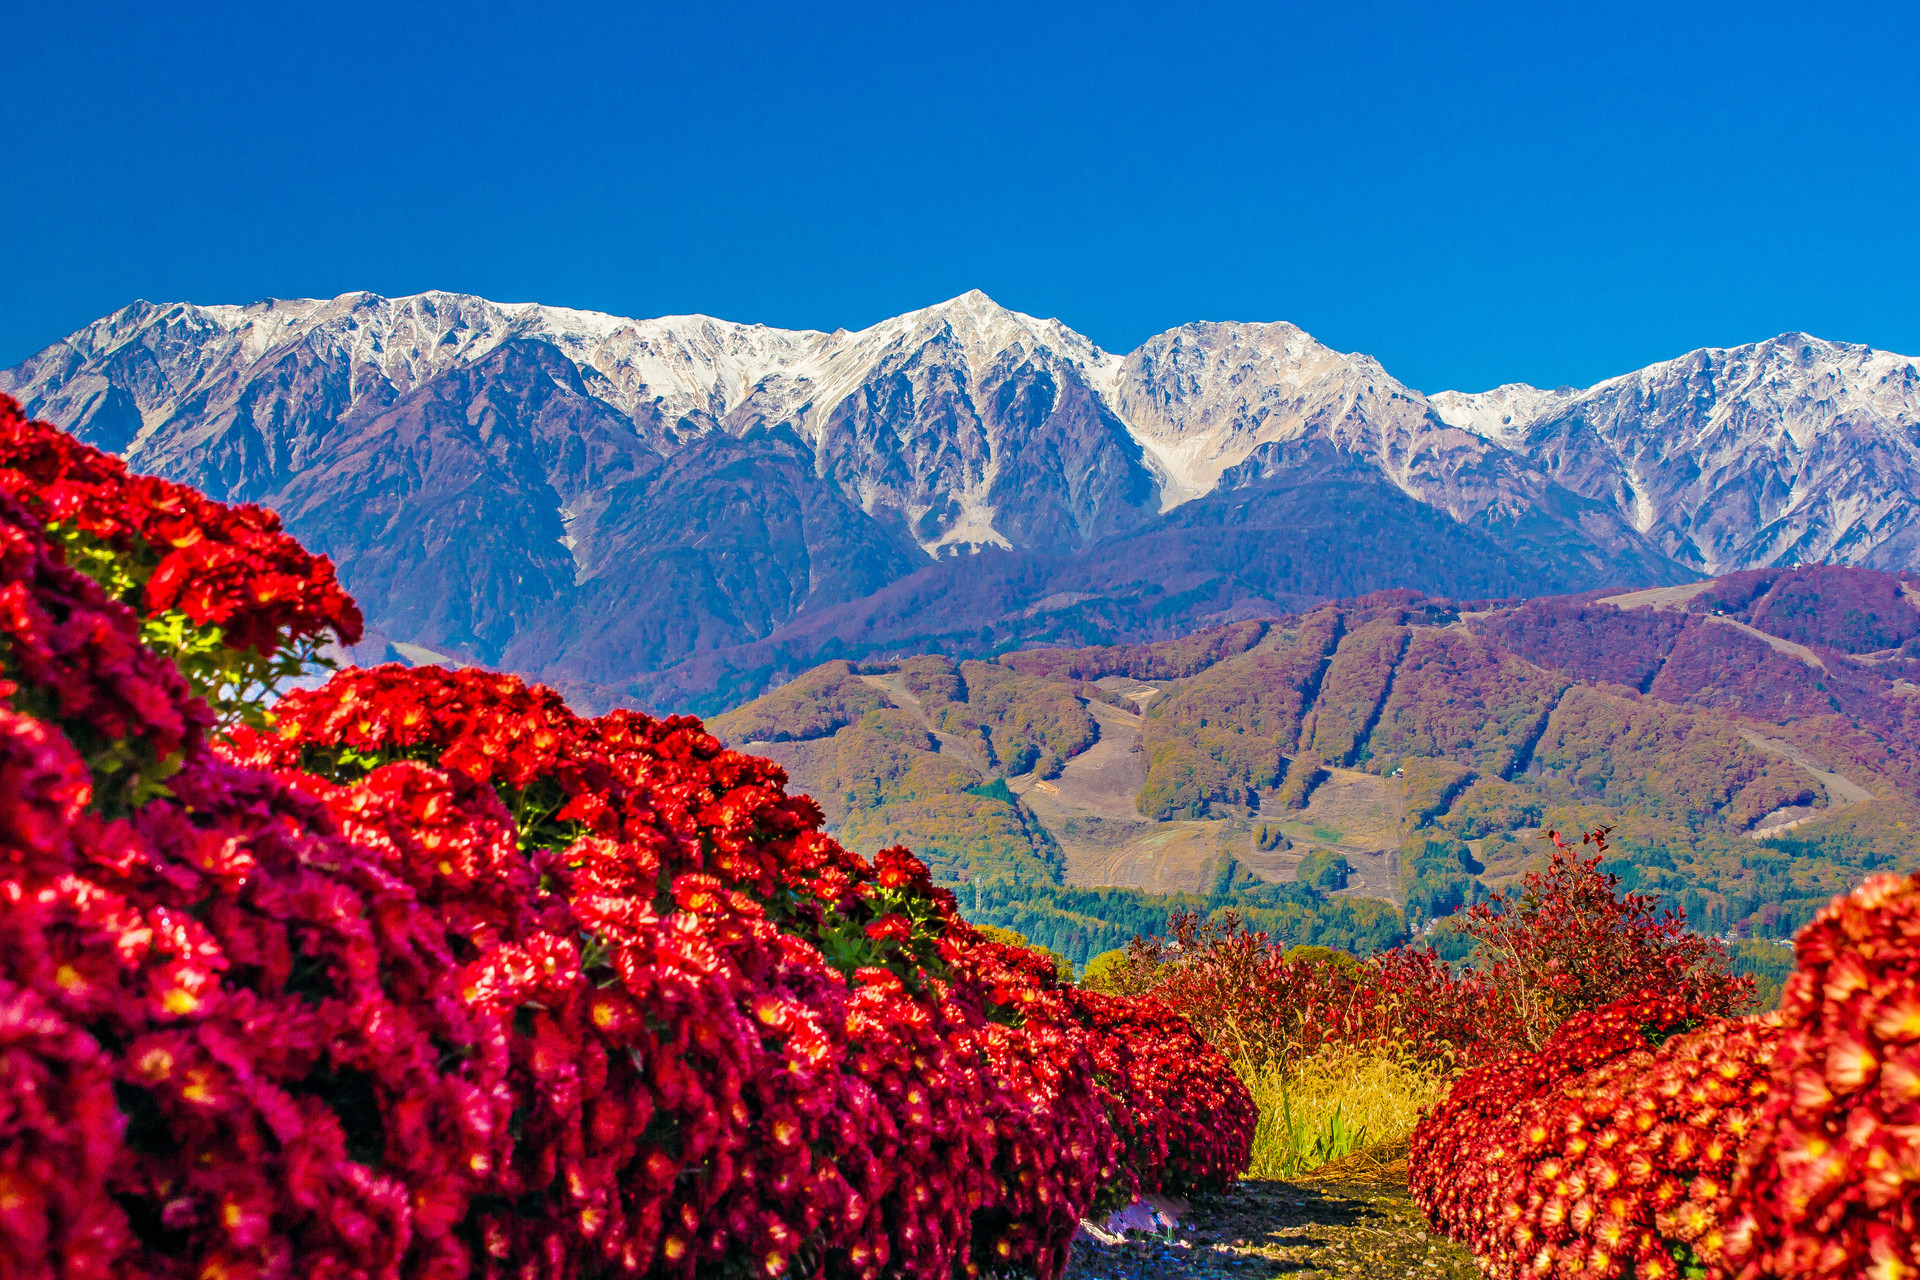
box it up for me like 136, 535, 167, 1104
1580, 332, 1920, 426
7, 291, 850, 448
1465, 332, 1920, 574
1429, 383, 1573, 445
830, 289, 1114, 386
11, 294, 1920, 577
1106, 318, 1414, 508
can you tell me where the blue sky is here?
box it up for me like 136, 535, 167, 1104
3, 0, 1915, 393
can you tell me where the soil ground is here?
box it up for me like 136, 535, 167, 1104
1094, 675, 1165, 711
1010, 699, 1233, 894
1063, 1144, 1474, 1280
1043, 816, 1235, 894
1706, 615, 1827, 671
1596, 581, 1716, 611
1242, 770, 1402, 901
1035, 702, 1156, 820
1740, 729, 1875, 838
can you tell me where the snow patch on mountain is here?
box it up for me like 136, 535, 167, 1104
1428, 384, 1572, 445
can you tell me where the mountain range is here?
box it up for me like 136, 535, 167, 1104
7, 290, 1918, 712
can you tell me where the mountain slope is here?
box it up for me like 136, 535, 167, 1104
8, 290, 1917, 708
1437, 334, 1920, 573
709, 566, 1920, 969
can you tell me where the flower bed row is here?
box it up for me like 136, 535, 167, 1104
1408, 832, 1920, 1279
0, 395, 1254, 1280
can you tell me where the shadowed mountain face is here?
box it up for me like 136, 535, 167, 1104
8, 290, 1916, 710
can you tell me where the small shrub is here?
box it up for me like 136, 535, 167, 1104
1297, 846, 1353, 891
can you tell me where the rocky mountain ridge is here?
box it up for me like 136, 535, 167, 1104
6, 290, 1917, 710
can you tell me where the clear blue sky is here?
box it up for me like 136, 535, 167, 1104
4, 0, 1916, 393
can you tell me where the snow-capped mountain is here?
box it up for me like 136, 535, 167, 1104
6, 289, 1916, 711
7, 290, 1158, 559
1480, 335, 1920, 573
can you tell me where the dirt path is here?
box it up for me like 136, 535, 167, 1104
1740, 730, 1875, 838
1005, 699, 1235, 894
858, 673, 995, 778
1065, 1146, 1474, 1280
1598, 581, 1716, 611
1739, 732, 1875, 805
1706, 615, 1827, 671
1020, 701, 1149, 820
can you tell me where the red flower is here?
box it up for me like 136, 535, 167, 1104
863, 914, 912, 944
0, 394, 363, 657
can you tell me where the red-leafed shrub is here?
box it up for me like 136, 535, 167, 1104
1125, 913, 1506, 1080
1138, 830, 1749, 1080
1447, 828, 1753, 1054
0, 401, 1250, 1280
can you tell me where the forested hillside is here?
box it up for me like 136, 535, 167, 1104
708, 566, 1920, 972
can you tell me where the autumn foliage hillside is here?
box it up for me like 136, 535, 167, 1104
712, 562, 1920, 973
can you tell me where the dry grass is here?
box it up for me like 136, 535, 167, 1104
1235, 1049, 1447, 1180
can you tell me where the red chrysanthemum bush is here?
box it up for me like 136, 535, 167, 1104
231, 663, 1140, 1280
0, 394, 362, 728
0, 401, 1250, 1280
0, 496, 512, 1276
1065, 990, 1258, 1207
1409, 990, 1783, 1279
1410, 830, 1920, 1280
1699, 872, 1920, 1280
